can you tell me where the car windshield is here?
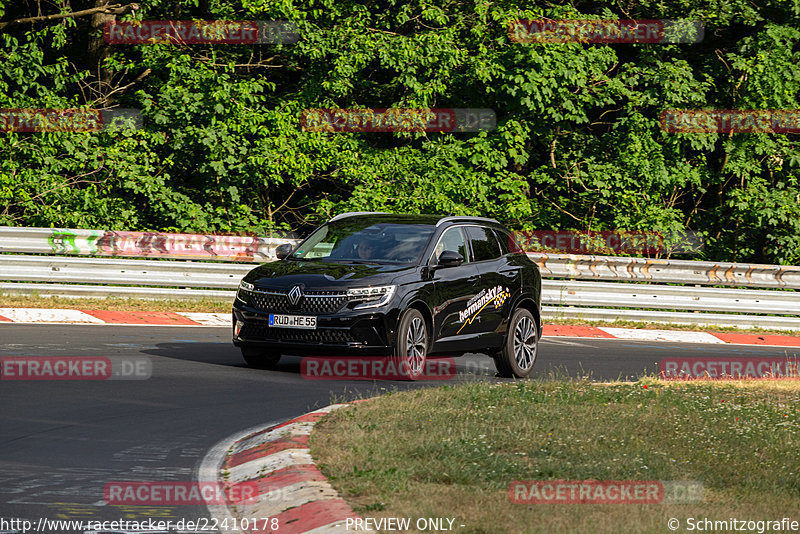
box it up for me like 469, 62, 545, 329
290, 219, 436, 264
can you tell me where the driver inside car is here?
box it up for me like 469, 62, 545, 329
357, 239, 376, 260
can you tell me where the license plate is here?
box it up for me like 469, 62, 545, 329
268, 314, 317, 329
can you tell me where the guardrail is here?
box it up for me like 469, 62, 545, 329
1, 226, 799, 331
0, 226, 296, 262
532, 253, 800, 289
0, 255, 251, 288
544, 280, 800, 315
4, 226, 800, 288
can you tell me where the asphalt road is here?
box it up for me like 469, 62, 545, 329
1, 324, 797, 531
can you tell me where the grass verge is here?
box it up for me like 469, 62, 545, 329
0, 294, 233, 312
311, 379, 800, 534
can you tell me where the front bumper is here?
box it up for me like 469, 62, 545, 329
232, 302, 397, 357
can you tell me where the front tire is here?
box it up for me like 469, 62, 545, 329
392, 308, 428, 380
241, 347, 281, 369
494, 308, 538, 378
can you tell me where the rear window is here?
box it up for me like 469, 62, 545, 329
466, 226, 502, 262
494, 228, 524, 254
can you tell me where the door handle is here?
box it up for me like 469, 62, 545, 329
467, 276, 479, 283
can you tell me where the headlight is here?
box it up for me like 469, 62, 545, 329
236, 280, 254, 303
347, 285, 396, 309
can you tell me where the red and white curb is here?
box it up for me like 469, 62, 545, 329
200, 404, 372, 534
3, 307, 800, 347
0, 308, 230, 326
542, 324, 800, 347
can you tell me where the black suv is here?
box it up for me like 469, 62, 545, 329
232, 213, 542, 378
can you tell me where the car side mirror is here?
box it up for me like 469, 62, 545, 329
436, 250, 464, 268
275, 243, 293, 260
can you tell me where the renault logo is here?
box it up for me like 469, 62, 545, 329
288, 285, 303, 305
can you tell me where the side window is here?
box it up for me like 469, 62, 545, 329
466, 226, 502, 262
494, 228, 523, 254
494, 229, 510, 255
433, 227, 469, 264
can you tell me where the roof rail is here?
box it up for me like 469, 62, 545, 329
329, 211, 390, 222
435, 216, 501, 227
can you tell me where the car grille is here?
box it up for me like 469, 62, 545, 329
240, 323, 355, 344
243, 288, 348, 315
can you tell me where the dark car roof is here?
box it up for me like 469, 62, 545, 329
330, 212, 502, 228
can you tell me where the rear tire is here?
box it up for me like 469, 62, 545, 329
241, 347, 281, 369
392, 308, 428, 381
494, 308, 538, 378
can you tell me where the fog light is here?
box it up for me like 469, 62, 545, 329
235, 320, 244, 336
